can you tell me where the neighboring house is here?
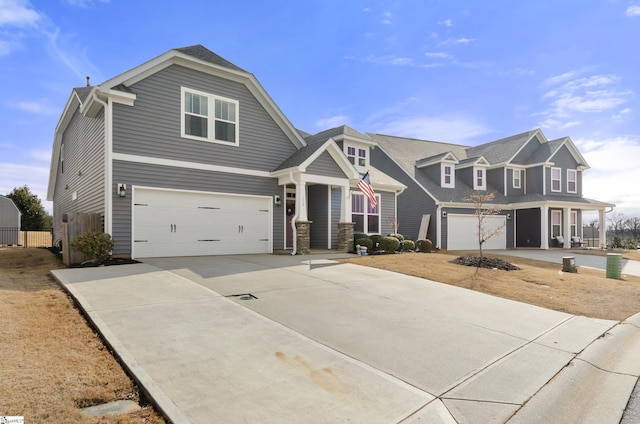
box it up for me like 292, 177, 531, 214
0, 195, 21, 246
368, 129, 613, 250
47, 45, 613, 258
47, 45, 405, 259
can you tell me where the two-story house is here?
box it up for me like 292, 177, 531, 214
367, 129, 614, 250
47, 45, 612, 259
46, 45, 405, 259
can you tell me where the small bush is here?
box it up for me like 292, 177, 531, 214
355, 237, 373, 251
416, 239, 433, 253
379, 236, 400, 252
402, 240, 415, 251
369, 234, 382, 250
388, 233, 404, 241
70, 232, 115, 264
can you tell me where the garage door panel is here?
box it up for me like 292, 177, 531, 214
447, 214, 506, 251
133, 188, 271, 258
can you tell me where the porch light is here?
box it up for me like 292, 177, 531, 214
118, 184, 127, 197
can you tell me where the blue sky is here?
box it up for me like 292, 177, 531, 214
1, 0, 639, 221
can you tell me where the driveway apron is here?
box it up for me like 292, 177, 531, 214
52, 254, 632, 423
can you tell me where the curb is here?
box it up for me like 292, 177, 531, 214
508, 312, 640, 424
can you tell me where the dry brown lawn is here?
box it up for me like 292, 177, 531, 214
339, 249, 640, 321
0, 247, 165, 423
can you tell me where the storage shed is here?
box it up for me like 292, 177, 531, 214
0, 195, 21, 245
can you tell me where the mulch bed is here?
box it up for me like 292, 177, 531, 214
451, 255, 521, 271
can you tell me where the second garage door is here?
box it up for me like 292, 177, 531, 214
133, 188, 272, 258
447, 214, 506, 251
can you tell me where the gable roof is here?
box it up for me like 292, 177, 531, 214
175, 45, 247, 73
466, 129, 540, 165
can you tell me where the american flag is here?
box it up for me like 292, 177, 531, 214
357, 172, 377, 208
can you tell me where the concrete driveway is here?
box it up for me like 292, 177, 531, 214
52, 253, 640, 423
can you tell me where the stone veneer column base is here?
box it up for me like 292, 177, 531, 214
338, 222, 356, 253
295, 221, 312, 254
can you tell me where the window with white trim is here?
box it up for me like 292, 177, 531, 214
181, 87, 239, 145
474, 167, 486, 190
567, 169, 577, 193
570, 211, 578, 237
345, 144, 368, 168
513, 169, 521, 188
551, 210, 562, 237
352, 192, 380, 233
551, 167, 561, 192
441, 163, 454, 188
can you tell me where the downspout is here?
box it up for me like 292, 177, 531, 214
91, 92, 112, 236
289, 169, 298, 255
436, 203, 442, 249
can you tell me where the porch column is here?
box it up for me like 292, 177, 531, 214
297, 180, 308, 221
563, 207, 571, 248
338, 185, 354, 252
541, 206, 549, 249
599, 209, 606, 249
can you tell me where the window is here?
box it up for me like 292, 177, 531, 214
551, 167, 561, 192
345, 144, 367, 168
567, 169, 577, 193
358, 148, 366, 167
513, 169, 521, 189
570, 211, 578, 237
441, 164, 454, 188
551, 210, 562, 237
347, 146, 356, 165
181, 87, 238, 145
352, 192, 380, 233
474, 167, 486, 190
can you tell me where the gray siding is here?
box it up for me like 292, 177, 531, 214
379, 191, 396, 237
308, 185, 329, 249
307, 151, 347, 178
458, 167, 473, 188
487, 168, 504, 194
113, 64, 299, 171
331, 187, 341, 248
53, 108, 106, 243
424, 164, 441, 185
112, 160, 283, 255
526, 167, 544, 194
547, 145, 581, 197
511, 136, 541, 164
371, 148, 438, 243
0, 196, 20, 227
506, 168, 525, 197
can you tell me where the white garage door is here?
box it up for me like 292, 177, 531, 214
447, 214, 506, 251
133, 188, 272, 258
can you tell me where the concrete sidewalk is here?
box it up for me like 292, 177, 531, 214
52, 254, 640, 423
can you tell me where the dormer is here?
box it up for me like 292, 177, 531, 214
416, 151, 459, 188
457, 156, 489, 190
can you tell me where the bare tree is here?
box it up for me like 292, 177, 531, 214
468, 191, 506, 264
625, 217, 640, 243
607, 211, 626, 240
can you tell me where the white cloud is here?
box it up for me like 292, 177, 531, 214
438, 37, 477, 47
537, 71, 632, 128
0, 161, 51, 211
10, 99, 58, 115
575, 136, 640, 216
64, 0, 110, 7
438, 19, 453, 27
364, 54, 443, 68
372, 114, 492, 144
0, 0, 41, 27
315, 115, 351, 129
424, 51, 452, 59
625, 5, 640, 17
381, 11, 392, 24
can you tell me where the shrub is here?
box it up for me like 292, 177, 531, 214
70, 232, 115, 264
388, 233, 404, 241
369, 234, 382, 251
611, 236, 622, 249
379, 236, 400, 252
355, 237, 373, 251
402, 240, 415, 251
623, 238, 637, 250
416, 239, 433, 253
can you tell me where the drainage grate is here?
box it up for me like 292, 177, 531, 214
225, 293, 258, 300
